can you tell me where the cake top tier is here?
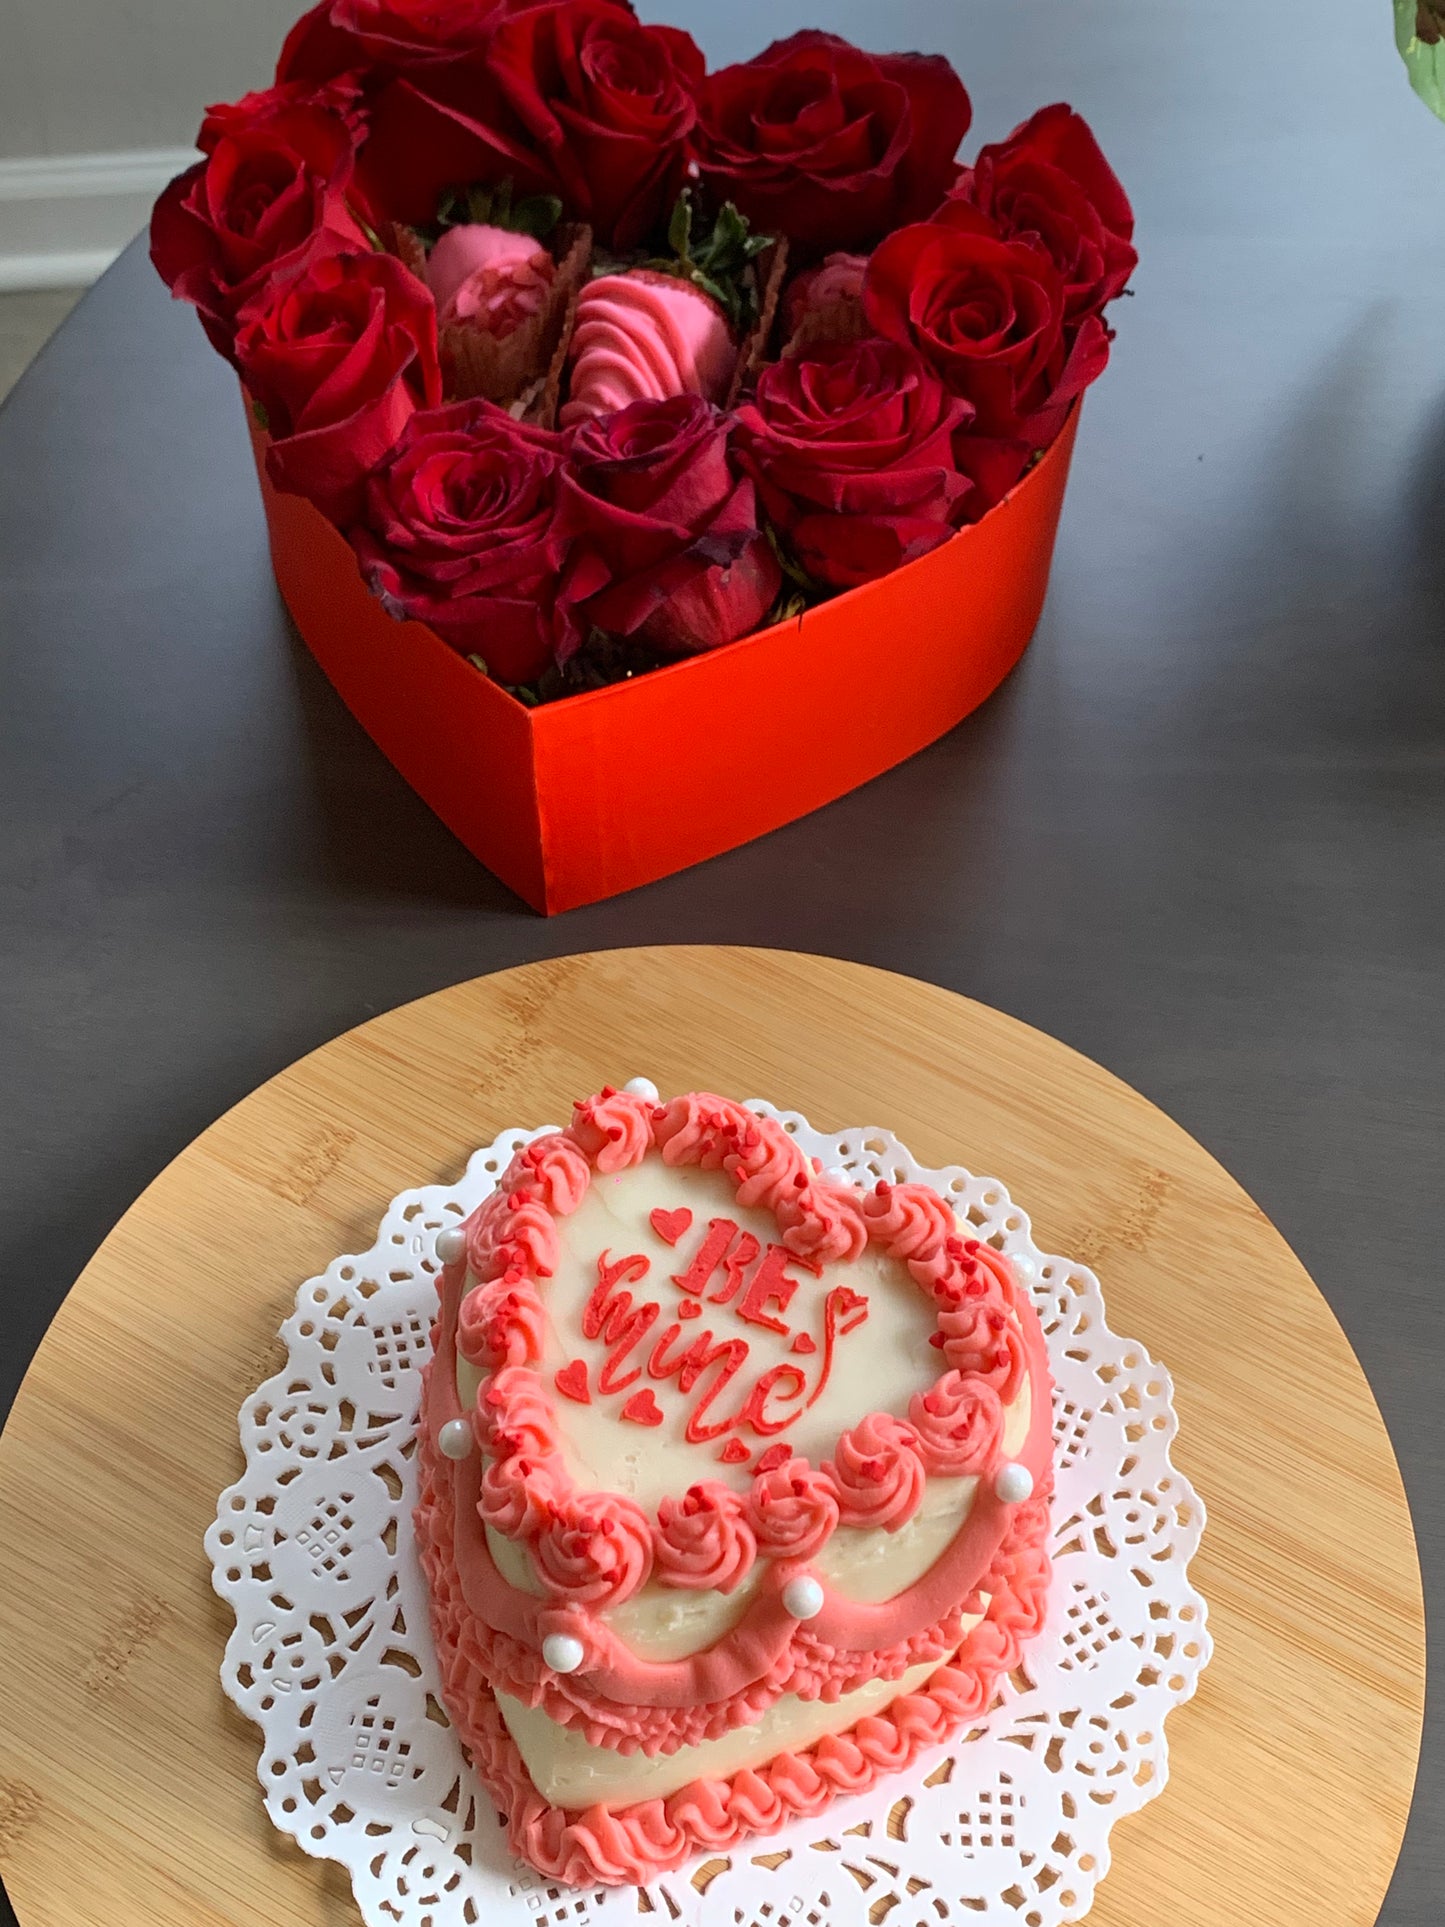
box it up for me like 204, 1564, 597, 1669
458, 1150, 943, 1505
441, 1087, 1043, 1604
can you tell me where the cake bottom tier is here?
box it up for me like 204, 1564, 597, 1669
497, 1639, 974, 1807
463, 1651, 1025, 1887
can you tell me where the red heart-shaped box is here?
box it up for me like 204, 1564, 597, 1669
246, 401, 1078, 914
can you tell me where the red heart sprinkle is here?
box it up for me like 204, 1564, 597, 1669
678, 1299, 703, 1320
622, 1388, 664, 1427
650, 1207, 693, 1246
554, 1360, 591, 1404
790, 1331, 817, 1355
718, 1437, 751, 1464
754, 1443, 791, 1474
929, 1332, 946, 1350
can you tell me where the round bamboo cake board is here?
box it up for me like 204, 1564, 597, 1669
0, 948, 1424, 1927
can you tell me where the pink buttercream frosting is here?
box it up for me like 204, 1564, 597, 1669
512, 1134, 593, 1214
456, 1278, 547, 1369
937, 1299, 1029, 1402
466, 1185, 561, 1286
653, 1092, 764, 1170
746, 1456, 839, 1560
907, 1370, 1005, 1475
475, 1366, 559, 1460
824, 1412, 927, 1531
417, 1424, 1053, 1885
561, 272, 736, 426
654, 1482, 756, 1593
425, 222, 555, 334
566, 1086, 657, 1172
862, 1180, 957, 1266
533, 1490, 655, 1606
479, 1450, 560, 1538
415, 1087, 1057, 1883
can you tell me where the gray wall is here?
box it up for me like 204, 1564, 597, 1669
0, 0, 301, 159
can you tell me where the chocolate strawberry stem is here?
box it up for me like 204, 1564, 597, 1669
643, 190, 775, 330
434, 176, 563, 244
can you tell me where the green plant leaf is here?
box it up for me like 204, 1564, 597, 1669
1396, 0, 1445, 120
251, 400, 270, 432
694, 271, 741, 325
668, 190, 695, 261
432, 176, 561, 241
763, 521, 833, 601
512, 192, 563, 240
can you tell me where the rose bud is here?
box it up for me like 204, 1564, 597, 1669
425, 223, 556, 336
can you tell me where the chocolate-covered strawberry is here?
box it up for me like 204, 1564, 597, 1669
561, 193, 774, 426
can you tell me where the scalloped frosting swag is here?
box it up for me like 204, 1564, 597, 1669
414, 1087, 1055, 1884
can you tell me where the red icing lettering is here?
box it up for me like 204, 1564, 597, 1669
670, 1218, 737, 1296
621, 1388, 664, 1426
650, 1206, 692, 1246
736, 1363, 809, 1436
670, 1217, 761, 1305
554, 1359, 591, 1404
714, 1229, 761, 1304
642, 1322, 752, 1442
583, 1250, 659, 1394
572, 1225, 873, 1448
736, 1243, 804, 1334
804, 1285, 872, 1411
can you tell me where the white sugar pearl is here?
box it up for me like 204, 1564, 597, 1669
782, 1575, 825, 1621
623, 1077, 660, 1103
994, 1462, 1034, 1504
438, 1418, 474, 1460
542, 1633, 586, 1674
435, 1225, 467, 1265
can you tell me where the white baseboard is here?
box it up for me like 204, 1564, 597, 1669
0, 147, 195, 290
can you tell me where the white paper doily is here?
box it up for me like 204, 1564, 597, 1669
207, 1101, 1210, 1927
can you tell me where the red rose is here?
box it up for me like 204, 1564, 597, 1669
150, 79, 367, 361
866, 202, 1104, 440
695, 31, 971, 257
485, 0, 704, 248
733, 337, 974, 589
950, 104, 1135, 324
235, 248, 442, 524
358, 0, 702, 245
350, 399, 569, 684
558, 394, 780, 657
277, 0, 509, 85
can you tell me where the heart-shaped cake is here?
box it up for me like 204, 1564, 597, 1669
415, 1087, 1054, 1885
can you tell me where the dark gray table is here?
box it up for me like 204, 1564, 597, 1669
2, 0, 1441, 1918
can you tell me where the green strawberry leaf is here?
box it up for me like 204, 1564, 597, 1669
512, 193, 563, 241
431, 177, 561, 242
668, 190, 695, 261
